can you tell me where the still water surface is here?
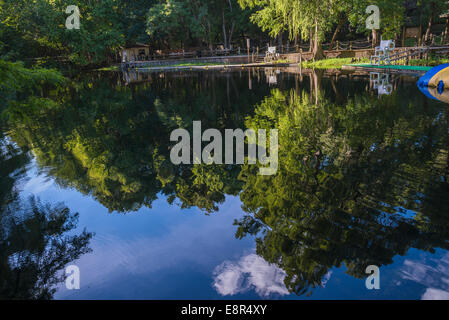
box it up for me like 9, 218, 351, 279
1, 68, 449, 299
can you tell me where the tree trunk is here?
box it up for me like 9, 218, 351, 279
207, 21, 213, 51
278, 32, 283, 53
227, 0, 235, 49
371, 29, 379, 47
222, 8, 227, 49
425, 15, 433, 43
310, 70, 323, 104
444, 18, 449, 43
312, 20, 324, 60
329, 16, 345, 50
228, 22, 235, 49
309, 28, 314, 52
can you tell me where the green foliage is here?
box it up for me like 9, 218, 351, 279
0, 132, 93, 300
409, 58, 449, 67
345, 0, 404, 38
0, 196, 93, 299
0, 59, 65, 112
146, 0, 258, 50
0, 0, 125, 65
1, 0, 448, 67
235, 78, 449, 296
238, 0, 336, 42
147, 1, 188, 46
3, 63, 449, 297
417, 0, 449, 25
3, 72, 260, 213
301, 57, 369, 69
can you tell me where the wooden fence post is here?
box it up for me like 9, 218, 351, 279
247, 39, 250, 63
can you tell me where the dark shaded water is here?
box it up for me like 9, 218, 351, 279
1, 68, 449, 299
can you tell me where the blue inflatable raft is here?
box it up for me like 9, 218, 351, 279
418, 63, 449, 103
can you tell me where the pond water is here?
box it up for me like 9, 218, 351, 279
1, 68, 449, 300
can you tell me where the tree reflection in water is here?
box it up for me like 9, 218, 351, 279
2, 69, 449, 297
236, 73, 449, 296
0, 136, 93, 300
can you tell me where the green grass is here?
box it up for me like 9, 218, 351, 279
408, 58, 449, 67
270, 59, 290, 64
97, 61, 229, 71
301, 57, 369, 69
165, 61, 228, 67
97, 66, 119, 71
300, 56, 449, 70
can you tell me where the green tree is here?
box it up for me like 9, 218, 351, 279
238, 0, 338, 59
0, 0, 124, 65
417, 0, 449, 44
0, 59, 65, 112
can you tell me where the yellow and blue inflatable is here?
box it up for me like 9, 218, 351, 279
418, 63, 449, 103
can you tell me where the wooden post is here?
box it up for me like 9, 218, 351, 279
247, 38, 250, 63
299, 48, 303, 68
443, 17, 449, 44
336, 40, 339, 51
418, 25, 422, 47
402, 26, 406, 47
350, 41, 352, 51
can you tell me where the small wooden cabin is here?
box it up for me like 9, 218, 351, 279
120, 44, 150, 62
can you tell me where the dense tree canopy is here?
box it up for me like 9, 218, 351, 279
1, 0, 448, 65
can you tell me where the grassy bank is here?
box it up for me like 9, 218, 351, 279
301, 57, 449, 70
301, 58, 369, 69
161, 61, 229, 67
97, 61, 229, 71
408, 59, 449, 67
97, 66, 120, 71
